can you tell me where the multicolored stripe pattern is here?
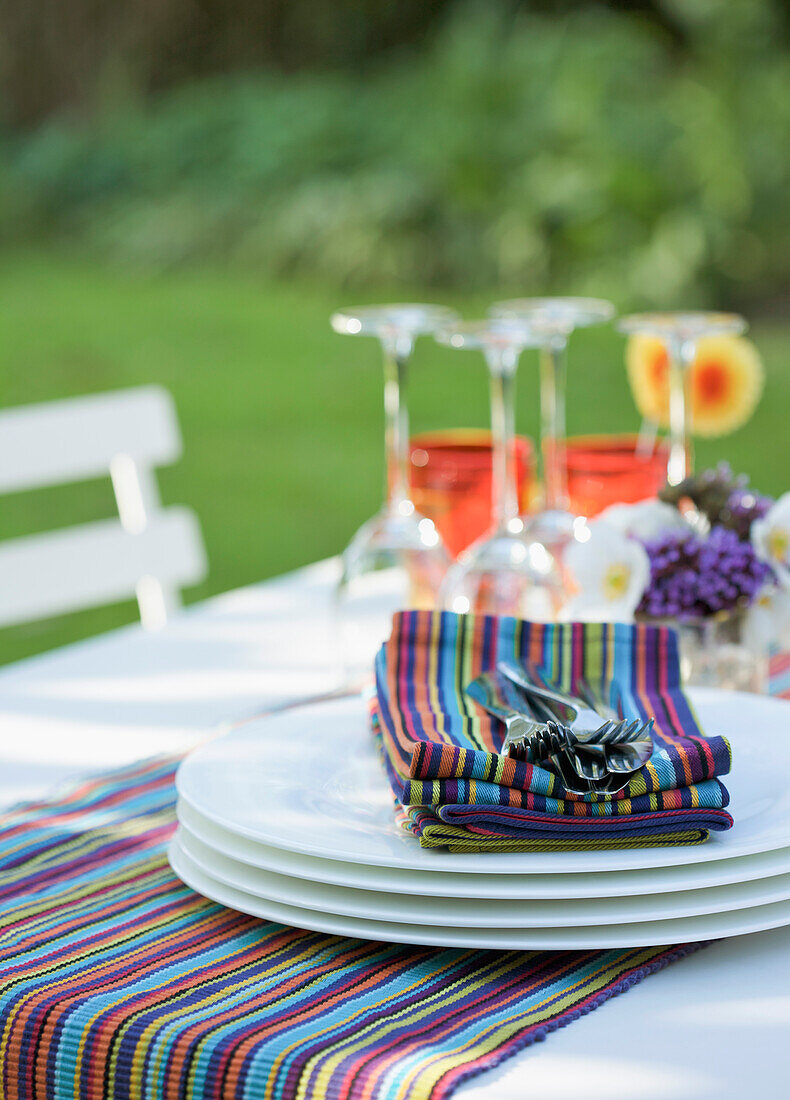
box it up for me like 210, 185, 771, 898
375, 612, 734, 848
394, 803, 732, 851
769, 646, 790, 699
0, 757, 707, 1100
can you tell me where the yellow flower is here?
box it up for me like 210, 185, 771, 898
767, 527, 789, 563
626, 334, 764, 438
626, 336, 670, 425
602, 562, 632, 601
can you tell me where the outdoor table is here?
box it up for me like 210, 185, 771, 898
1, 558, 787, 1098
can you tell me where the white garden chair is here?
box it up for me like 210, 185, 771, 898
0, 386, 207, 631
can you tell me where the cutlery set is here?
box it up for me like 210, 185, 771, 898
466, 662, 654, 795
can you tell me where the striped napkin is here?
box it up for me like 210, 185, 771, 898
374, 610, 734, 851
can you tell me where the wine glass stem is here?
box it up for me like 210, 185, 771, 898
539, 336, 569, 512
667, 336, 695, 485
486, 348, 519, 532
382, 336, 412, 509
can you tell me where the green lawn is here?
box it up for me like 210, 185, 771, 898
1, 251, 788, 665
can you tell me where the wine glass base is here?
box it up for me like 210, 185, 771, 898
343, 504, 446, 561
523, 509, 582, 552
440, 529, 565, 620
337, 505, 449, 684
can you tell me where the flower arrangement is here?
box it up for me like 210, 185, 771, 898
626, 335, 764, 437
565, 465, 790, 655
637, 527, 771, 621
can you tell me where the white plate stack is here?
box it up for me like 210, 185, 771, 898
170, 690, 790, 949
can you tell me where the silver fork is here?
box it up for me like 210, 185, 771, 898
575, 675, 655, 768
502, 687, 616, 788
498, 660, 654, 773
465, 673, 617, 794
497, 659, 624, 738
575, 675, 620, 722
464, 671, 544, 748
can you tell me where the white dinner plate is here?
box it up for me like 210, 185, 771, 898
176, 825, 790, 927
169, 837, 790, 949
179, 798, 790, 900
176, 689, 790, 874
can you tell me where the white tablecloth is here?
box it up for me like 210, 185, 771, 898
1, 558, 787, 1097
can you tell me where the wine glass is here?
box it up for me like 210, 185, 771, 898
490, 297, 615, 547
435, 319, 564, 619
331, 304, 457, 679
618, 312, 747, 485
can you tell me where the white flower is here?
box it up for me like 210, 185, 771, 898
563, 521, 651, 623
752, 492, 790, 588
598, 499, 692, 542
743, 584, 790, 653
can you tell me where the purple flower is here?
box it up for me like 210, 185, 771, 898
659, 465, 773, 538
723, 487, 773, 540
637, 526, 773, 620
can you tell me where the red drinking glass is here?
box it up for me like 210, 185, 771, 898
409, 430, 536, 559
563, 433, 670, 518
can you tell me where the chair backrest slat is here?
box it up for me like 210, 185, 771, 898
0, 386, 207, 632
0, 386, 181, 494
0, 511, 206, 628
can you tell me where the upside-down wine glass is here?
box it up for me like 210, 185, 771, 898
435, 319, 565, 619
490, 297, 615, 546
618, 311, 747, 485
331, 304, 457, 680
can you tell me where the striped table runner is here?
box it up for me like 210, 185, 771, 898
0, 757, 705, 1100
770, 647, 790, 698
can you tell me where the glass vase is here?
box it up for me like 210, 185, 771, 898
668, 612, 766, 694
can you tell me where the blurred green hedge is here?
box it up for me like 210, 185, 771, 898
2, 0, 789, 305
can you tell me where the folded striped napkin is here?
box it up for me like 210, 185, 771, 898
374, 610, 734, 850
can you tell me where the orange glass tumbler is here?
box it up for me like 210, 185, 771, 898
563, 433, 670, 518
409, 430, 536, 559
